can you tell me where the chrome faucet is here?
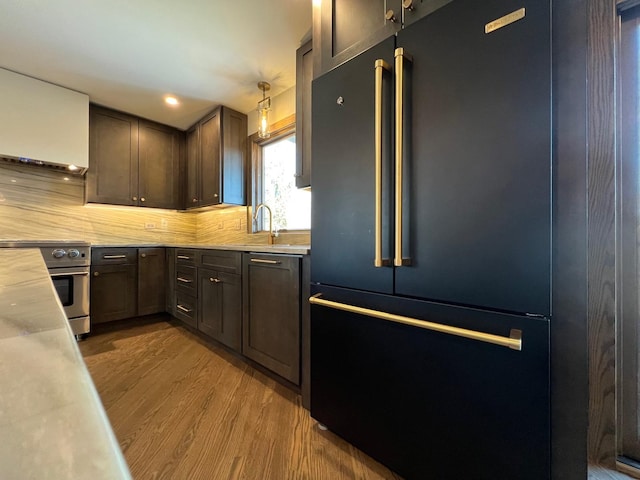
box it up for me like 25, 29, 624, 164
253, 203, 276, 245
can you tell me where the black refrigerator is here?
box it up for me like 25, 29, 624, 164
310, 1, 551, 479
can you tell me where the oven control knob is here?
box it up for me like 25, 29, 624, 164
52, 249, 66, 259
68, 249, 80, 258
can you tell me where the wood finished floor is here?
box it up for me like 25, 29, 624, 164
79, 316, 403, 480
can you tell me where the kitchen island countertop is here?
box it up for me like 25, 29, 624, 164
0, 248, 131, 479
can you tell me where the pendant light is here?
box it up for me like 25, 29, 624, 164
257, 81, 271, 139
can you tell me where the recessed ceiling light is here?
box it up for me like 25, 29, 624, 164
165, 96, 179, 106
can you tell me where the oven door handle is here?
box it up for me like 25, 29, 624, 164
50, 271, 90, 277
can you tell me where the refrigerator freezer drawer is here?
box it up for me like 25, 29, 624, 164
310, 288, 550, 480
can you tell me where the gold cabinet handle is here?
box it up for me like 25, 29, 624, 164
177, 255, 191, 260
103, 254, 126, 259
177, 277, 193, 283
140, 253, 146, 258
385, 9, 397, 22
250, 258, 281, 264
394, 47, 412, 267
309, 294, 522, 351
209, 277, 222, 283
176, 305, 192, 313
140, 197, 146, 202
374, 58, 391, 268
132, 196, 137, 201
402, 0, 415, 11
93, 271, 100, 277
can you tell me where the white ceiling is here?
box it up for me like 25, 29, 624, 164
0, 0, 312, 130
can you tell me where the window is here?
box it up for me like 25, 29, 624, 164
619, 3, 640, 466
250, 116, 311, 233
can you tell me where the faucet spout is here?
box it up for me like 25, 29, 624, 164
253, 203, 276, 245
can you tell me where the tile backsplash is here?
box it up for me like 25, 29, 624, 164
0, 163, 310, 246
0, 163, 195, 244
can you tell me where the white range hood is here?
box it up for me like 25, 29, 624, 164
0, 68, 89, 174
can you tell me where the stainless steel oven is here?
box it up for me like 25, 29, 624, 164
48, 263, 90, 334
40, 244, 91, 337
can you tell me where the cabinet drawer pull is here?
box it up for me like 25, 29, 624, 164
177, 277, 193, 283
177, 255, 191, 260
209, 277, 222, 283
250, 258, 281, 265
103, 254, 127, 259
176, 305, 192, 313
140, 253, 147, 258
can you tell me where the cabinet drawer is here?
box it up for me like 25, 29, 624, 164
176, 265, 197, 294
92, 247, 137, 265
199, 249, 241, 274
176, 249, 197, 265
174, 292, 197, 328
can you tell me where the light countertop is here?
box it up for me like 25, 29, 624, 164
0, 249, 131, 479
0, 241, 310, 255
93, 243, 311, 255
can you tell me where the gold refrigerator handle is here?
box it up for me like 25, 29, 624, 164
394, 48, 412, 267
309, 293, 523, 351
374, 59, 391, 268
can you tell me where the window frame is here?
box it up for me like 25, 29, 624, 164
618, 2, 640, 466
248, 114, 309, 234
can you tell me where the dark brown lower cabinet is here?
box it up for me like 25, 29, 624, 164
198, 269, 241, 351
138, 247, 166, 316
91, 247, 166, 324
242, 254, 301, 385
91, 263, 137, 324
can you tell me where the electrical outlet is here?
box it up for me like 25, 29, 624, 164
144, 222, 156, 230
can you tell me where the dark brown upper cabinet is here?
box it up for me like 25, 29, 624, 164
296, 39, 313, 189
313, 0, 453, 77
87, 107, 138, 206
87, 105, 183, 209
314, 0, 401, 77
185, 106, 247, 209
138, 121, 182, 209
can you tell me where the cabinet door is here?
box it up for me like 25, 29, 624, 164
86, 106, 139, 206
315, 0, 401, 77
296, 40, 313, 189
243, 254, 301, 384
185, 124, 200, 208
137, 247, 166, 316
199, 269, 241, 351
400, 0, 453, 28
220, 107, 247, 205
138, 121, 181, 209
90, 264, 137, 323
199, 109, 221, 206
